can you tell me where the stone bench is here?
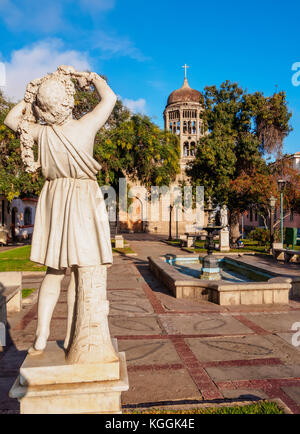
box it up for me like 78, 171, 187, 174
273, 248, 285, 261
284, 249, 300, 263
0, 272, 22, 324
273, 248, 300, 263
179, 234, 195, 248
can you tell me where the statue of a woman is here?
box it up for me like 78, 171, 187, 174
4, 65, 118, 364
220, 204, 229, 228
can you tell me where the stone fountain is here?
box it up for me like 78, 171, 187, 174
200, 197, 222, 280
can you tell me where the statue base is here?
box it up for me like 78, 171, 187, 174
9, 340, 129, 414
219, 228, 230, 253
200, 270, 221, 281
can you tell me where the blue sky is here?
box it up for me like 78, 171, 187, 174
0, 0, 299, 154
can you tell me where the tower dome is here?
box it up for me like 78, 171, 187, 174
163, 66, 205, 175
167, 77, 203, 106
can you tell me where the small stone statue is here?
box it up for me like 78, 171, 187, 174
207, 196, 213, 211
206, 197, 215, 227
4, 65, 118, 364
220, 204, 229, 228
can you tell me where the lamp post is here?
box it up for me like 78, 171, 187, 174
269, 195, 276, 249
277, 179, 286, 245
168, 204, 174, 241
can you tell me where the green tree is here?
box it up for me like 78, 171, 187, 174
95, 113, 180, 189
72, 81, 180, 189
0, 82, 180, 202
0, 90, 44, 201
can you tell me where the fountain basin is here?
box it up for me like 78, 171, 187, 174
148, 255, 291, 306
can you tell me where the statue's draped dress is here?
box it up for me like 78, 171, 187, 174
30, 125, 113, 270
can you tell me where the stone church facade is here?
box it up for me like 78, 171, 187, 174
120, 72, 206, 235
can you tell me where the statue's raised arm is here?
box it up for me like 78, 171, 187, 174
75, 70, 117, 135
3, 65, 119, 365
4, 65, 117, 173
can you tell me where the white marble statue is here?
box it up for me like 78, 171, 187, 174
220, 204, 229, 228
4, 65, 118, 364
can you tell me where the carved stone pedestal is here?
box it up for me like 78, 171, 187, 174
115, 235, 124, 249
219, 228, 230, 253
9, 340, 129, 414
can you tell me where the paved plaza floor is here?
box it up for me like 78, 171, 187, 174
1, 234, 300, 413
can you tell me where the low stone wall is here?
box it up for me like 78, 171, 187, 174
148, 256, 291, 306
214, 277, 291, 306
0, 272, 22, 324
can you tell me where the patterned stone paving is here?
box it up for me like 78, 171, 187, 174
1, 235, 300, 413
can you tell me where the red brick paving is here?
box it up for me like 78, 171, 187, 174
142, 282, 165, 314
2, 236, 300, 414
169, 336, 223, 400
234, 315, 270, 335
13, 304, 38, 332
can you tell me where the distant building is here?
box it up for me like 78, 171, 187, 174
120, 68, 206, 235
241, 152, 300, 235
0, 195, 10, 244
163, 67, 205, 176
0, 196, 37, 244
10, 197, 38, 241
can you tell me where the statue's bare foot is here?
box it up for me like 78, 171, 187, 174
28, 335, 48, 355
28, 346, 44, 356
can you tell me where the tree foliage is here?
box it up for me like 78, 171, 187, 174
186, 81, 294, 237
0, 82, 180, 201
0, 90, 44, 200
95, 112, 180, 189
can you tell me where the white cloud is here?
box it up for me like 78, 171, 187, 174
3, 39, 91, 102
123, 98, 146, 114
93, 31, 150, 62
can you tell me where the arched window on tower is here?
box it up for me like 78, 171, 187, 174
190, 142, 196, 157
188, 121, 192, 134
183, 142, 189, 157
177, 121, 180, 135
169, 122, 172, 134
192, 121, 196, 134
183, 121, 187, 134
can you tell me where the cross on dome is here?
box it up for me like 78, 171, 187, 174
182, 64, 190, 79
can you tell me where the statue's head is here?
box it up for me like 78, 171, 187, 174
34, 76, 75, 125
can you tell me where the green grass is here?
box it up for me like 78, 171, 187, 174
0, 246, 47, 272
0, 246, 32, 259
112, 239, 136, 255
112, 247, 136, 255
22, 288, 37, 298
166, 238, 270, 255
125, 401, 284, 414
0, 240, 136, 271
